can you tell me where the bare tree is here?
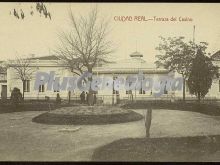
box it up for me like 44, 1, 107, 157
8, 56, 36, 99
55, 7, 115, 105
0, 62, 7, 73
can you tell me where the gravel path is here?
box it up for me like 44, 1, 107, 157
0, 109, 219, 161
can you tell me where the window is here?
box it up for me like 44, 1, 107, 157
23, 80, 30, 92
126, 90, 132, 94
139, 89, 145, 94
113, 76, 119, 94
39, 84, 45, 92
126, 79, 133, 94
139, 80, 145, 94
53, 79, 60, 92
54, 87, 60, 92
113, 88, 119, 94
164, 85, 168, 94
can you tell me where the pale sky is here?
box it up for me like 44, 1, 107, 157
0, 3, 220, 63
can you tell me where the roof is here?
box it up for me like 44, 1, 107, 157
211, 50, 220, 60
103, 53, 156, 69
29, 55, 59, 60
130, 51, 143, 57
93, 68, 169, 74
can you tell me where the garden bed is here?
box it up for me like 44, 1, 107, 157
92, 135, 220, 161
32, 106, 143, 125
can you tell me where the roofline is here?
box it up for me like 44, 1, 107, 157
130, 54, 143, 57
211, 50, 220, 59
93, 69, 169, 74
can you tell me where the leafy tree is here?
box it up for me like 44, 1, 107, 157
155, 36, 208, 101
55, 7, 115, 105
187, 49, 218, 102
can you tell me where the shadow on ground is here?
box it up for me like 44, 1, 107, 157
92, 135, 220, 162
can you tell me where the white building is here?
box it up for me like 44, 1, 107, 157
208, 50, 220, 98
2, 50, 220, 103
0, 61, 7, 100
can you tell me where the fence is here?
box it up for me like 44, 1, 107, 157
1, 94, 220, 105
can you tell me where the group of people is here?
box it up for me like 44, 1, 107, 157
80, 91, 97, 105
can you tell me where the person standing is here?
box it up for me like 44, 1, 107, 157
93, 93, 97, 105
80, 91, 85, 104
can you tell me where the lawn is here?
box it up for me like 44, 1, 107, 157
0, 101, 81, 113
121, 101, 220, 116
0, 101, 220, 161
92, 135, 220, 161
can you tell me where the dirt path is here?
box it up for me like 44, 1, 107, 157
0, 109, 219, 161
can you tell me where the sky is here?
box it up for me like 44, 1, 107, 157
0, 3, 219, 63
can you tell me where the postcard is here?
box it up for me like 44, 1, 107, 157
0, 2, 220, 162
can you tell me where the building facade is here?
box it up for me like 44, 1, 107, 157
0, 61, 7, 100
2, 50, 220, 103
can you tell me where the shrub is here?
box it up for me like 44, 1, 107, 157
10, 87, 23, 107
56, 93, 61, 105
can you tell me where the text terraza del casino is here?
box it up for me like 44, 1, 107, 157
113, 16, 193, 22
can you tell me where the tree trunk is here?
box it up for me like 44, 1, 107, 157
145, 106, 152, 138
22, 80, 25, 99
87, 66, 94, 106
182, 75, 185, 102
198, 92, 201, 103
68, 91, 71, 104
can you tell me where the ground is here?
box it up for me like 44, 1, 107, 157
0, 109, 220, 161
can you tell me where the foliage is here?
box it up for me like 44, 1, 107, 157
10, 87, 23, 107
10, 2, 51, 20
155, 37, 210, 77
187, 49, 218, 101
156, 36, 195, 77
155, 36, 210, 101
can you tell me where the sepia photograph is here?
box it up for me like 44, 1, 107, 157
0, 2, 220, 162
